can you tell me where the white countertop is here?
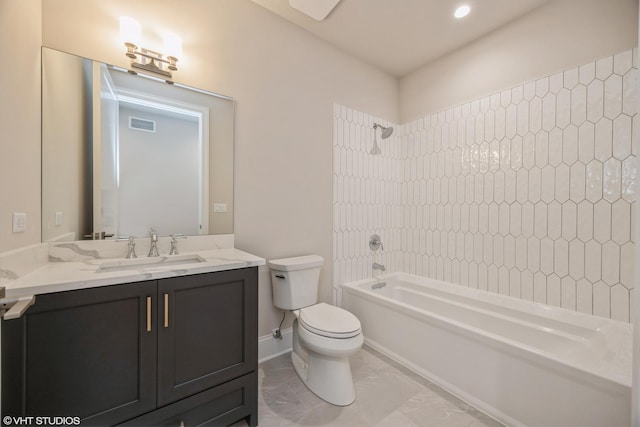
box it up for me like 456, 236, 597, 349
3, 248, 265, 298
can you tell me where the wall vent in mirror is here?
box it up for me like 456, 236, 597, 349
129, 116, 156, 132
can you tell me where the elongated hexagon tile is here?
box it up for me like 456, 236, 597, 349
594, 118, 613, 161
571, 84, 587, 125
579, 62, 596, 85
550, 72, 564, 94
620, 242, 635, 289
601, 241, 620, 286
587, 79, 604, 123
535, 201, 549, 238
542, 93, 556, 131
561, 276, 577, 310
547, 201, 562, 240
517, 101, 530, 136
554, 165, 571, 206
561, 200, 577, 240
541, 165, 555, 203
585, 160, 603, 202
614, 50, 633, 75
621, 156, 637, 202
613, 114, 632, 160
585, 240, 602, 282
602, 158, 621, 202
562, 124, 579, 165
524, 81, 536, 101
570, 162, 586, 202
577, 278, 593, 315
548, 127, 563, 167
547, 274, 562, 307
569, 239, 585, 279
530, 97, 542, 133
534, 271, 547, 304
540, 237, 554, 275
611, 284, 629, 322
528, 166, 541, 203
611, 199, 631, 244
527, 237, 541, 272
604, 74, 623, 119
593, 281, 611, 318
596, 56, 614, 80
593, 199, 612, 243
554, 238, 569, 278
564, 67, 579, 89
556, 88, 572, 129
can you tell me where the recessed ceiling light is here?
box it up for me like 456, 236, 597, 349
454, 5, 471, 18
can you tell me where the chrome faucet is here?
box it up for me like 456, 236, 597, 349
126, 236, 137, 259
372, 262, 386, 271
169, 234, 184, 255
148, 228, 160, 257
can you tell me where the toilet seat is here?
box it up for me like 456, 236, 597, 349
299, 303, 361, 339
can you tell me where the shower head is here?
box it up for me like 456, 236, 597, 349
374, 123, 394, 139
370, 123, 393, 155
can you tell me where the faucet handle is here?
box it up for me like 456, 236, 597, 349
369, 234, 384, 252
169, 234, 184, 255
117, 236, 137, 259
170, 233, 185, 242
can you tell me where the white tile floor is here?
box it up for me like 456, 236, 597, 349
255, 345, 504, 427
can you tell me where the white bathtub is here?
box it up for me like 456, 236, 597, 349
341, 273, 632, 427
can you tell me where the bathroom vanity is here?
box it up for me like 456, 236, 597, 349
0, 242, 263, 427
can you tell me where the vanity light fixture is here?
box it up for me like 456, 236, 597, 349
119, 16, 182, 80
454, 5, 471, 18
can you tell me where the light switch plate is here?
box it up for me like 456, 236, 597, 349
55, 211, 63, 226
213, 203, 228, 213
13, 212, 27, 233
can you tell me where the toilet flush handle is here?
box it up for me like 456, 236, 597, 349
275, 274, 285, 279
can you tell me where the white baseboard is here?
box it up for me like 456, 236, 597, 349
258, 327, 292, 364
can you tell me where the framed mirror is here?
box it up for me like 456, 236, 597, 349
41, 47, 234, 242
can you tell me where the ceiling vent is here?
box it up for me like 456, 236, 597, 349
289, 0, 341, 21
129, 116, 156, 132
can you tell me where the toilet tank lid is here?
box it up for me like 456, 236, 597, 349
268, 255, 324, 271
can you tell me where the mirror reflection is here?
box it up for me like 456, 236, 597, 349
41, 48, 234, 242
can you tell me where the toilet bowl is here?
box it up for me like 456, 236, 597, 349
268, 255, 363, 406
291, 303, 363, 406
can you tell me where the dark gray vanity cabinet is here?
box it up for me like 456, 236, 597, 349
1, 267, 258, 427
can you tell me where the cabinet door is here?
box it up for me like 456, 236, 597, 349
1, 282, 157, 426
157, 267, 257, 406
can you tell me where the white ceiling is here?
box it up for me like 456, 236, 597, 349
251, 0, 551, 78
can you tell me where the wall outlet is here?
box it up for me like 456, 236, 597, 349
12, 212, 27, 233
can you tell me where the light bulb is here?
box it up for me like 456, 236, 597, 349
120, 16, 142, 48
454, 5, 471, 19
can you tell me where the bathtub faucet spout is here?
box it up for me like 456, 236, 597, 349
372, 262, 386, 271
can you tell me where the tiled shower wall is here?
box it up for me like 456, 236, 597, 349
333, 49, 637, 322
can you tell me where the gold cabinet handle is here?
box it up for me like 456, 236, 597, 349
164, 293, 169, 328
146, 296, 152, 332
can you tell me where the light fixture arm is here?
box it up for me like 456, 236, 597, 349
120, 17, 181, 81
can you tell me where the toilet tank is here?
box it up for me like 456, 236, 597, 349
268, 255, 324, 310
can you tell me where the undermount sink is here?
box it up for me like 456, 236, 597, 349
95, 254, 207, 273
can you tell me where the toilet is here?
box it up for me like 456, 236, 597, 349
268, 255, 363, 406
